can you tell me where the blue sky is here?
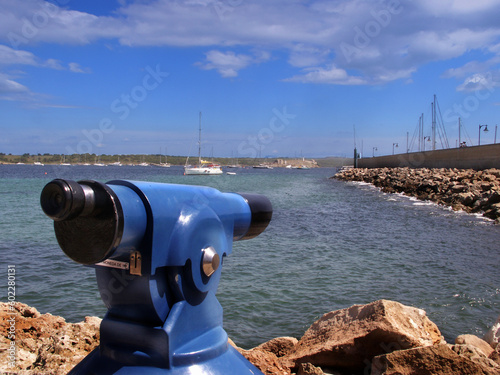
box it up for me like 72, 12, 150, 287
1, 0, 500, 158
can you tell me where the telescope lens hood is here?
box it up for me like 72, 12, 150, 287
40, 179, 85, 221
237, 193, 272, 240
41, 179, 124, 265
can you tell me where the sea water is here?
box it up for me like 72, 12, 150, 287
0, 164, 499, 349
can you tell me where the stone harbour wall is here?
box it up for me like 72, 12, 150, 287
334, 167, 500, 224
357, 143, 500, 170
1, 301, 499, 375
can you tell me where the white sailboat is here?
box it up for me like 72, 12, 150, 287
184, 112, 223, 175
159, 147, 171, 167
60, 155, 71, 166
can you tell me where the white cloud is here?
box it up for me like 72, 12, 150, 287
288, 44, 331, 68
442, 57, 500, 79
0, 44, 90, 73
0, 72, 29, 94
197, 50, 270, 77
1, 0, 500, 86
0, 45, 37, 65
456, 73, 499, 92
0, 43, 90, 102
284, 65, 367, 85
418, 0, 500, 15
45, 58, 64, 70
68, 62, 89, 73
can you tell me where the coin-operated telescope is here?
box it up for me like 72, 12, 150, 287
40, 179, 272, 374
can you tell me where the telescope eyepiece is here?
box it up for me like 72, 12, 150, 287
237, 193, 272, 240
40, 179, 86, 221
40, 179, 126, 265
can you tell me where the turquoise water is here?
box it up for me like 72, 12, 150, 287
1, 164, 499, 349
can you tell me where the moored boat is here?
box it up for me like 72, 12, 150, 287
184, 112, 223, 175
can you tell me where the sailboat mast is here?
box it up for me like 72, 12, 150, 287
432, 94, 437, 151
459, 117, 461, 146
198, 112, 202, 165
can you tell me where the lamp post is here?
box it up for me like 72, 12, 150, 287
478, 124, 488, 146
392, 143, 399, 155
372, 147, 377, 157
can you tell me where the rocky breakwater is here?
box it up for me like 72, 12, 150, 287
2, 301, 500, 375
334, 167, 500, 223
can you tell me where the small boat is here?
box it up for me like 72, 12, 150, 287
34, 156, 44, 166
226, 171, 236, 175
94, 155, 106, 166
253, 164, 273, 169
60, 155, 71, 166
109, 156, 122, 166
184, 112, 223, 175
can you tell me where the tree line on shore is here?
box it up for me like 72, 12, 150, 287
0, 153, 351, 168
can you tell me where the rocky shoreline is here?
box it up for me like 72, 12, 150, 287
1, 301, 499, 374
334, 167, 500, 224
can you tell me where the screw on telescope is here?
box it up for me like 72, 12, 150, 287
202, 246, 220, 277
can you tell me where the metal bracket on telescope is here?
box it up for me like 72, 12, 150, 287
40, 179, 272, 374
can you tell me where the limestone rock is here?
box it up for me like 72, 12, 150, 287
255, 336, 298, 357
371, 344, 500, 375
239, 347, 292, 375
285, 299, 444, 372
297, 362, 324, 375
452, 344, 500, 371
456, 334, 495, 357
490, 345, 500, 366
484, 315, 500, 349
0, 302, 100, 375
231, 337, 293, 375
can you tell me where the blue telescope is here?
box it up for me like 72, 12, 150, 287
40, 179, 272, 374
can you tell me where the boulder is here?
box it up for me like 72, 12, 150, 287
297, 362, 324, 375
456, 334, 495, 357
239, 348, 292, 375
451, 184, 467, 193
490, 346, 500, 366
230, 338, 293, 375
255, 336, 298, 357
452, 344, 500, 370
484, 315, 500, 349
0, 302, 100, 375
285, 299, 444, 372
371, 344, 500, 375
457, 191, 476, 206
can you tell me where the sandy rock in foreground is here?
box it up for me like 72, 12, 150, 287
0, 302, 100, 375
372, 344, 500, 375
3, 300, 499, 375
285, 299, 444, 373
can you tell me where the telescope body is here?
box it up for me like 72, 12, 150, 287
40, 179, 272, 374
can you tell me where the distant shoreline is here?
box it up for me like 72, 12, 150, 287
0, 154, 352, 168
